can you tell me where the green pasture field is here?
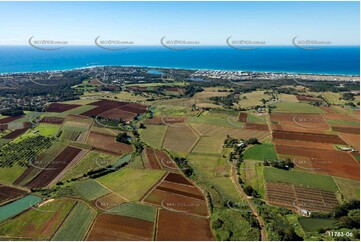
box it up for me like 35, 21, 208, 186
0, 199, 75, 239
298, 218, 336, 232
62, 151, 119, 181
52, 201, 96, 241
107, 202, 156, 222
333, 177, 360, 201
96, 167, 166, 201
140, 124, 167, 149
0, 165, 27, 185
240, 160, 265, 197
73, 179, 111, 201
272, 102, 325, 113
243, 144, 278, 161
327, 119, 360, 126
191, 136, 224, 154
62, 105, 96, 115
187, 153, 220, 178
264, 167, 338, 192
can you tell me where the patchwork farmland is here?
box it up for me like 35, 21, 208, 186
0, 66, 359, 241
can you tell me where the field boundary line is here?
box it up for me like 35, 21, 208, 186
160, 125, 168, 149
153, 208, 159, 241
140, 172, 169, 202
94, 179, 130, 202
50, 200, 78, 240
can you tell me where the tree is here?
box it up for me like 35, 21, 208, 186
116, 132, 130, 144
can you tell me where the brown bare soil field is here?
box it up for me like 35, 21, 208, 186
81, 106, 112, 117
319, 107, 358, 121
0, 124, 7, 130
332, 126, 360, 134
296, 95, 321, 102
270, 113, 329, 133
94, 193, 127, 210
156, 209, 213, 241
0, 184, 27, 204
86, 131, 133, 155
118, 103, 148, 114
89, 78, 104, 85
266, 182, 339, 212
164, 173, 193, 186
26, 146, 82, 188
272, 130, 347, 144
146, 117, 187, 125
99, 108, 137, 122
86, 214, 154, 241
275, 145, 360, 180
157, 181, 205, 200
272, 139, 335, 150
47, 103, 80, 112
144, 189, 208, 216
144, 147, 161, 169
339, 133, 360, 150
3, 126, 30, 139
0, 115, 23, 124
128, 86, 148, 91
155, 150, 179, 171
238, 112, 247, 122
41, 117, 64, 124
246, 123, 269, 131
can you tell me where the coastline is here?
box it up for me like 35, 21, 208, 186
0, 64, 359, 77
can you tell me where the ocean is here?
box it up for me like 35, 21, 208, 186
0, 46, 359, 75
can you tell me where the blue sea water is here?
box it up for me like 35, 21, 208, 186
0, 46, 359, 75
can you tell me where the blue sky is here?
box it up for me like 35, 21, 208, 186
0, 1, 359, 45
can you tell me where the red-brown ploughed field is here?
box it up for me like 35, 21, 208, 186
273, 130, 347, 145
273, 139, 335, 150
155, 150, 179, 171
99, 108, 137, 122
0, 184, 27, 204
3, 127, 29, 139
86, 214, 154, 241
332, 126, 360, 134
296, 95, 321, 102
238, 113, 247, 122
143, 172, 208, 216
26, 146, 82, 188
144, 147, 161, 169
339, 133, 360, 150
163, 173, 193, 186
270, 113, 329, 133
87, 131, 133, 155
118, 103, 148, 114
246, 123, 269, 131
319, 106, 359, 121
156, 209, 213, 241
46, 103, 80, 112
40, 117, 64, 124
146, 117, 186, 125
275, 144, 360, 180
0, 116, 23, 124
